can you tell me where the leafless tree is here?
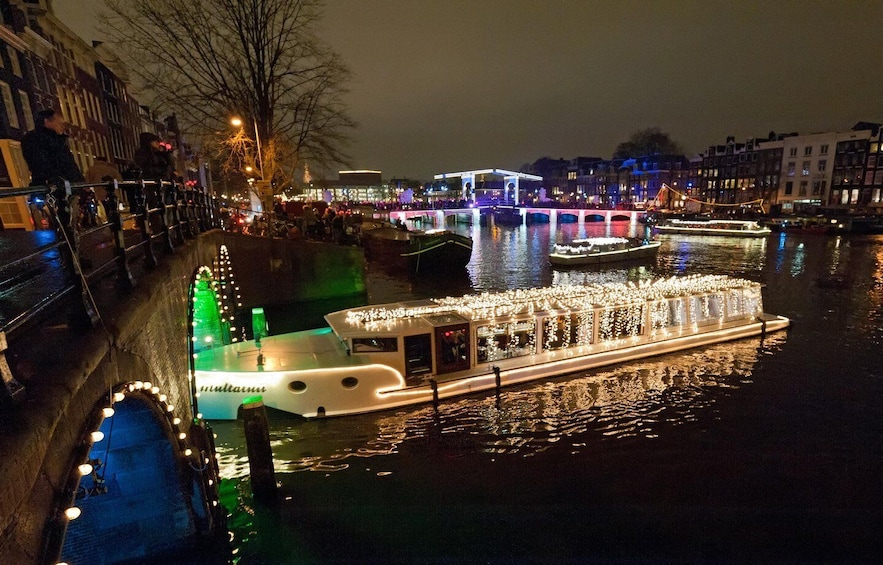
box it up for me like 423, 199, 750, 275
103, 0, 356, 190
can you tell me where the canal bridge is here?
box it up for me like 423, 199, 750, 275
0, 180, 365, 564
387, 206, 646, 226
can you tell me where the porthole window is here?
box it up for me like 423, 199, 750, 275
341, 377, 358, 389
289, 380, 307, 393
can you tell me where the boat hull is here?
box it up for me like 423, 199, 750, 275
550, 241, 661, 266
196, 314, 789, 419
362, 228, 473, 275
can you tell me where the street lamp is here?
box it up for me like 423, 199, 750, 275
230, 116, 264, 180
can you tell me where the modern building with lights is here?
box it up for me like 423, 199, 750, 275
302, 170, 395, 202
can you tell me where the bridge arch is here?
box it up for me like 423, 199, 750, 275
54, 386, 223, 564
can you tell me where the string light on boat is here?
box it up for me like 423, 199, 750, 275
346, 275, 760, 330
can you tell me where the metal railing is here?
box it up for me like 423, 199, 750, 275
0, 178, 222, 401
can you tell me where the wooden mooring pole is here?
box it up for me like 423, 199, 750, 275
241, 396, 277, 502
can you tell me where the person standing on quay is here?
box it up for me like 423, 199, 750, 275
21, 109, 84, 229
134, 132, 174, 181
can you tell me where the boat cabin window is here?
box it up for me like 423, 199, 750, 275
476, 320, 537, 363
404, 334, 432, 385
689, 294, 724, 325
542, 312, 593, 351
651, 298, 687, 330
725, 289, 746, 320
598, 304, 646, 341
352, 337, 398, 353
435, 324, 470, 374
743, 286, 763, 317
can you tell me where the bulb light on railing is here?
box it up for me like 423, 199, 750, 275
64, 507, 81, 520
102, 407, 115, 418
77, 463, 93, 476
90, 431, 105, 443
113, 392, 125, 402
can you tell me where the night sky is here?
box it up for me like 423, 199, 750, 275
57, 0, 883, 180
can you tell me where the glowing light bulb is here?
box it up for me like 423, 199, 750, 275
173, 417, 181, 425
77, 463, 93, 476
113, 392, 125, 402
166, 405, 174, 412
102, 407, 114, 418
184, 448, 192, 456
64, 507, 81, 520
159, 394, 167, 402
179, 432, 187, 440
90, 431, 105, 443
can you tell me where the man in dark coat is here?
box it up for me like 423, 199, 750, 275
21, 109, 84, 186
134, 132, 174, 181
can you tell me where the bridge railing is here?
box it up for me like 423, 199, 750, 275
0, 179, 222, 401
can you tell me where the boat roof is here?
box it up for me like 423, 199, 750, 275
568, 237, 629, 245
326, 274, 761, 337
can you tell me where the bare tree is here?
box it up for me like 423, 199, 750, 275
613, 128, 683, 159
103, 0, 356, 190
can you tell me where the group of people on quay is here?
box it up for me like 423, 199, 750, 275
220, 199, 367, 244
16, 108, 183, 231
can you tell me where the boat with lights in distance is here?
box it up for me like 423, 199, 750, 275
549, 237, 661, 267
655, 219, 771, 237
195, 275, 789, 419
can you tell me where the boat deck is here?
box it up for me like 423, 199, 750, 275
194, 328, 369, 373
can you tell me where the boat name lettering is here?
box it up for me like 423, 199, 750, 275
199, 384, 267, 393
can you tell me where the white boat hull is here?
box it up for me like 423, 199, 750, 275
196, 314, 789, 419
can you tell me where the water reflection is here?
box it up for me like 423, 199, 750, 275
214, 332, 786, 477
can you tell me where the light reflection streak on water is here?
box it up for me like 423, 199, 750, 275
790, 242, 806, 277
212, 333, 787, 476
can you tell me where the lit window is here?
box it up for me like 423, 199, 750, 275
0, 82, 19, 129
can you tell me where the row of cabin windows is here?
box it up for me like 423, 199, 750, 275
351, 290, 762, 364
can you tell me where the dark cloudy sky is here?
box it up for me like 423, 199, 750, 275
57, 0, 883, 180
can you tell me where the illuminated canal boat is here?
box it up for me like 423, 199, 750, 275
195, 275, 789, 419
655, 219, 771, 237
549, 237, 661, 267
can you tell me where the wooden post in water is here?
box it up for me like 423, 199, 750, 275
241, 396, 276, 502
493, 365, 501, 390
430, 378, 439, 409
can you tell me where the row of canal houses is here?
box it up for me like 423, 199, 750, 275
0, 0, 193, 229
527, 122, 883, 217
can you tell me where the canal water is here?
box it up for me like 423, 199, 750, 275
212, 220, 883, 563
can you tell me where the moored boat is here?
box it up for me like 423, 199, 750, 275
655, 219, 771, 237
549, 237, 661, 267
361, 226, 473, 275
196, 275, 789, 419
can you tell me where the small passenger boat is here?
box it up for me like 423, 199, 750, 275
655, 219, 771, 237
361, 226, 473, 275
549, 237, 661, 267
196, 275, 789, 419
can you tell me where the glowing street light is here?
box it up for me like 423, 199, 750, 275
229, 116, 264, 179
